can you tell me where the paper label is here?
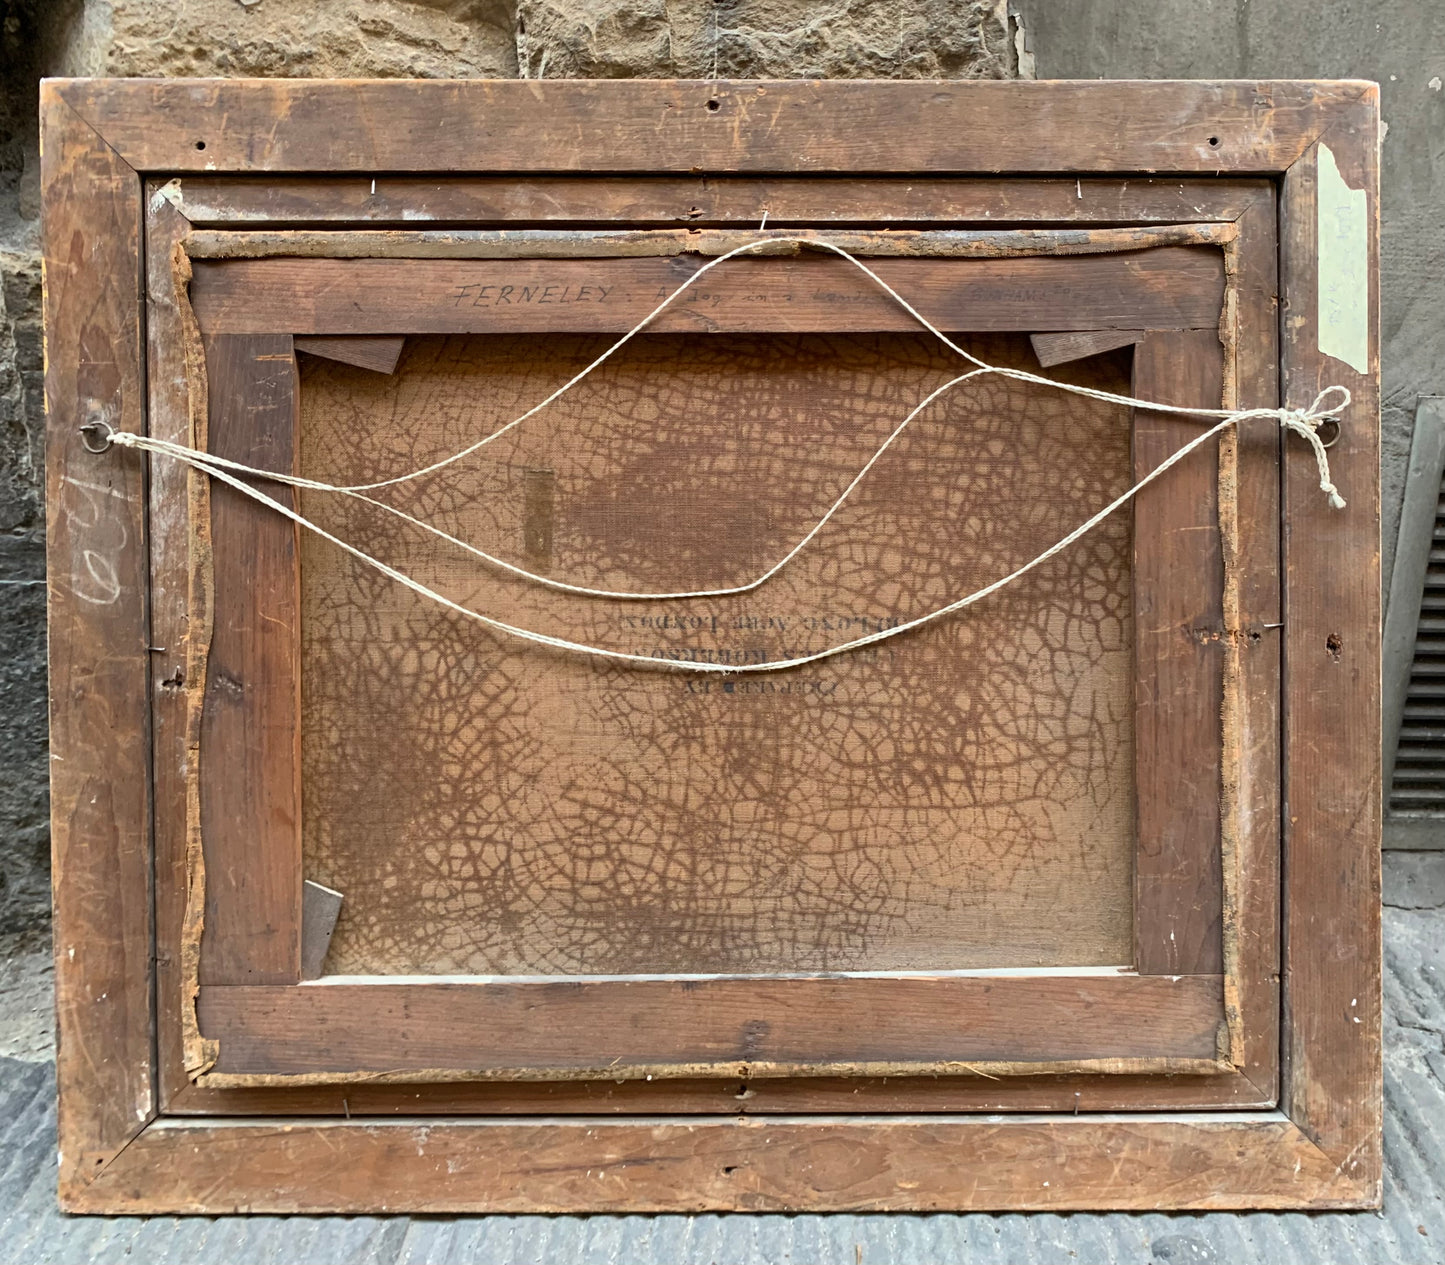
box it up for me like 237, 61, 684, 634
1317, 142, 1369, 375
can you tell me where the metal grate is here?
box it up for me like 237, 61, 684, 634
1392, 485, 1445, 811
1388, 399, 1445, 822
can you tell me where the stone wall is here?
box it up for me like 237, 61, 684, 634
0, 0, 1021, 942
0, 0, 61, 950
88, 0, 1021, 80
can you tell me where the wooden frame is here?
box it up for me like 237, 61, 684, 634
43, 78, 1380, 1212
182, 227, 1239, 1088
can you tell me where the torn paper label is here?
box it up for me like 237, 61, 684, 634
1317, 142, 1369, 375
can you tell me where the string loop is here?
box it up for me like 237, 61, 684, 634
99, 236, 1351, 672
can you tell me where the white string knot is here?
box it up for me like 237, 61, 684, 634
1276, 385, 1351, 511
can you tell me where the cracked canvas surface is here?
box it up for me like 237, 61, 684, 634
293, 331, 1135, 976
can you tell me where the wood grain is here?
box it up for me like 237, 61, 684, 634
198, 974, 1227, 1079
142, 184, 204, 1111
151, 179, 1283, 1125
163, 1065, 1275, 1118
1031, 329, 1144, 368
183, 225, 1234, 261
1132, 332, 1227, 975
189, 249, 1225, 337
163, 175, 1273, 229
56, 78, 1370, 175
1218, 189, 1283, 1098
294, 335, 404, 374
1278, 101, 1384, 1196
198, 334, 302, 985
40, 86, 155, 1195
46, 77, 1379, 1211
73, 1114, 1367, 1214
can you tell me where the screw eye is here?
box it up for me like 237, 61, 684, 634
79, 421, 115, 453
1315, 417, 1341, 449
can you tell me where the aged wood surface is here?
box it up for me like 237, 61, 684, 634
293, 335, 404, 374
189, 248, 1225, 336
74, 1114, 1367, 1214
44, 78, 1380, 1212
56, 78, 1371, 175
40, 87, 156, 1196
165, 174, 1273, 229
1278, 99, 1384, 1197
1031, 329, 1145, 368
1132, 331, 1227, 975
164, 1065, 1275, 1118
143, 185, 208, 1110
197, 974, 1227, 1079
198, 333, 302, 985
1217, 190, 1283, 1097
183, 224, 1233, 260
161, 180, 1288, 1127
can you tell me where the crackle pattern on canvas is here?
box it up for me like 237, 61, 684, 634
294, 332, 1135, 976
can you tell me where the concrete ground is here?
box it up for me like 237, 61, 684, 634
1, 856, 1442, 1265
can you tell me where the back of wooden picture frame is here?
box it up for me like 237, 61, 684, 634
42, 78, 1381, 1214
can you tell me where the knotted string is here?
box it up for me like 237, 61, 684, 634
1278, 386, 1350, 510
86, 237, 1350, 673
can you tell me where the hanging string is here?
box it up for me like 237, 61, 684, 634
85, 236, 1350, 674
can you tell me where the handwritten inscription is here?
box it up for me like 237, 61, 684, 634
656, 286, 801, 308
443, 279, 917, 312
450, 281, 615, 308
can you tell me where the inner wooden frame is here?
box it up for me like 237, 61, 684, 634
43, 78, 1380, 1212
177, 226, 1249, 1086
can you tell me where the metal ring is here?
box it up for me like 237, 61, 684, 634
78, 421, 115, 454
1315, 416, 1341, 449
